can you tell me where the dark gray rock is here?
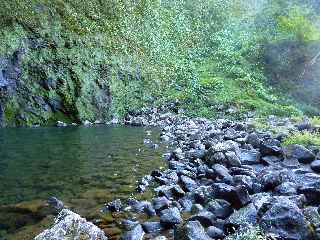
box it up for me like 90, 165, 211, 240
179, 197, 193, 212
311, 160, 320, 172
188, 211, 216, 227
153, 196, 171, 211
120, 224, 145, 240
261, 155, 282, 166
160, 207, 183, 226
259, 199, 313, 240
180, 175, 198, 192
142, 221, 163, 234
122, 220, 139, 231
207, 226, 225, 239
239, 149, 261, 165
225, 151, 241, 167
174, 221, 211, 240
246, 133, 261, 148
284, 144, 316, 164
212, 164, 233, 184
233, 175, 254, 193
260, 139, 282, 156
298, 181, 320, 205
207, 199, 233, 219
212, 183, 251, 209
275, 182, 297, 196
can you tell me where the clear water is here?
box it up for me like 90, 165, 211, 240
0, 126, 166, 239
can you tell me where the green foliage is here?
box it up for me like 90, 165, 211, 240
277, 5, 320, 42
226, 227, 266, 240
0, 0, 318, 125
283, 131, 320, 146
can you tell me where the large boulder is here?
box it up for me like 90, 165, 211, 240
259, 199, 313, 240
239, 149, 261, 165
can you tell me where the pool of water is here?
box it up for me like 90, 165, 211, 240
0, 126, 166, 239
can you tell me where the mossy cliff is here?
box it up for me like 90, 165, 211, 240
0, 1, 319, 126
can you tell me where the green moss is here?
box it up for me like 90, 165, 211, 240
283, 131, 320, 146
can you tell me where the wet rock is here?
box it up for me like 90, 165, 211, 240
47, 197, 64, 212
120, 224, 145, 240
142, 221, 163, 234
212, 183, 251, 209
311, 160, 320, 172
284, 144, 316, 164
188, 210, 215, 227
239, 149, 261, 165
259, 199, 312, 240
160, 207, 183, 227
35, 209, 107, 240
180, 175, 198, 192
174, 221, 211, 240
206, 226, 225, 239
56, 121, 67, 127
207, 199, 233, 219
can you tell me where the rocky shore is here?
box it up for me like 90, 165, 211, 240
38, 107, 320, 240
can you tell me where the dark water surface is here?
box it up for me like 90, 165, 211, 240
0, 126, 166, 239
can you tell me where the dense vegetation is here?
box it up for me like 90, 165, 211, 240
0, 0, 320, 126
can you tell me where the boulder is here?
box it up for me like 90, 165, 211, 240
35, 209, 107, 240
180, 176, 198, 192
174, 221, 211, 240
142, 221, 163, 234
206, 226, 225, 239
239, 149, 261, 165
212, 183, 251, 209
120, 224, 145, 240
297, 181, 320, 205
311, 160, 320, 172
259, 199, 313, 240
284, 144, 316, 164
160, 207, 183, 227
207, 199, 233, 219
152, 197, 171, 211
188, 210, 215, 227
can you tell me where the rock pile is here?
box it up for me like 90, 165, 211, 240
117, 110, 320, 239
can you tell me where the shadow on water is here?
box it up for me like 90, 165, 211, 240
0, 126, 166, 239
